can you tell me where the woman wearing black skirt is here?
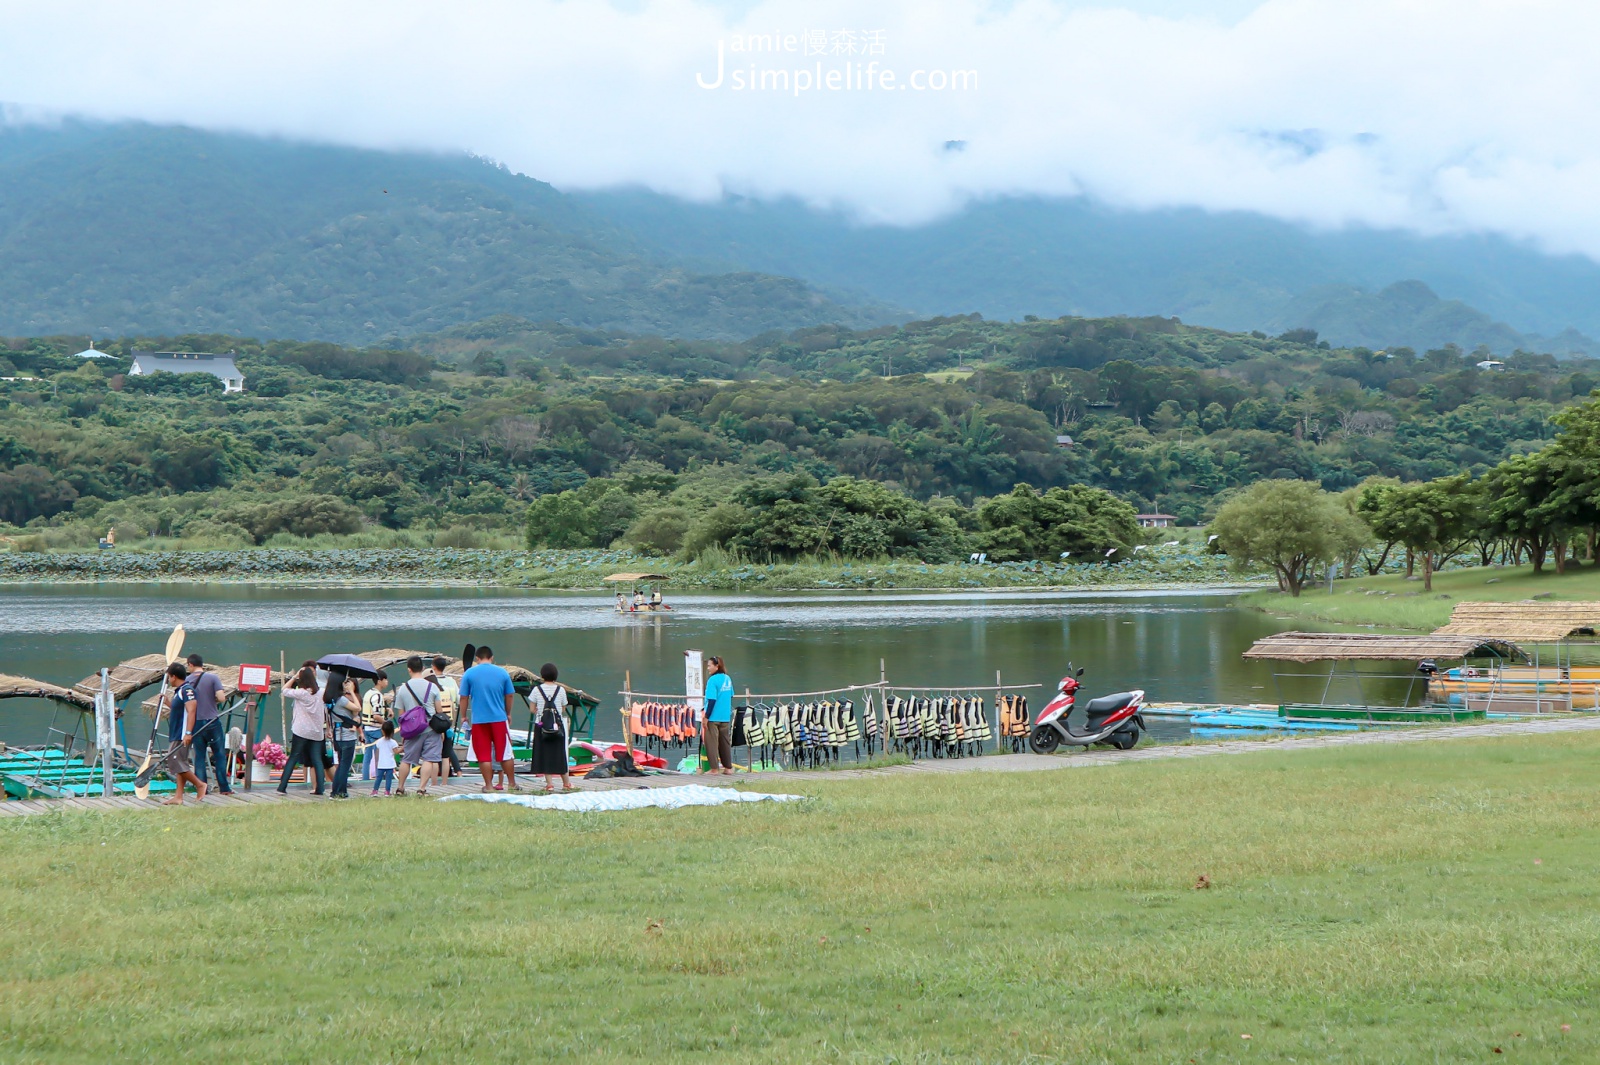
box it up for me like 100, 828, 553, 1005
530, 662, 572, 792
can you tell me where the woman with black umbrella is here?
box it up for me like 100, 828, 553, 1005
329, 676, 364, 799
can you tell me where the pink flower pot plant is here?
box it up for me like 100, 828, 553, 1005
253, 737, 288, 770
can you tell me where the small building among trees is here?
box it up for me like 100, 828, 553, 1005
128, 350, 245, 392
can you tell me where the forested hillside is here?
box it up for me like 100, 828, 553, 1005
2, 314, 1593, 560
0, 121, 891, 342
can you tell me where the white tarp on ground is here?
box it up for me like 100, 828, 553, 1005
437, 784, 804, 812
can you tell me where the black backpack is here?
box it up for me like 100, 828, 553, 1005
533, 684, 564, 737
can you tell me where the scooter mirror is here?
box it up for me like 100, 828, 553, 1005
1075, 667, 1085, 677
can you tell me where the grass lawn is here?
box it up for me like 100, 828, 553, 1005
1242, 562, 1600, 631
4, 735, 1600, 1063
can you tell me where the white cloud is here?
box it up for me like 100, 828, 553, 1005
0, 0, 1596, 258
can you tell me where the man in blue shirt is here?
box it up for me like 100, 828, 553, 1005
703, 655, 735, 775
457, 645, 518, 792
185, 653, 232, 794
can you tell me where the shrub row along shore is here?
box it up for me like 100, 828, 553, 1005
0, 545, 1253, 590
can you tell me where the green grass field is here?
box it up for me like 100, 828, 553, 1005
1244, 562, 1600, 631
4, 734, 1599, 1063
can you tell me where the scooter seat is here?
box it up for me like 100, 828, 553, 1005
1083, 692, 1136, 714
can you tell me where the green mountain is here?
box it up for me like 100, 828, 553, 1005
576, 190, 1600, 353
0, 121, 896, 343
1264, 281, 1597, 355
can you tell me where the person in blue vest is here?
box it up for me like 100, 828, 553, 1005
160, 662, 208, 805
703, 656, 734, 775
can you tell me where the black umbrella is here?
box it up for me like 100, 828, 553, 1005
316, 653, 380, 679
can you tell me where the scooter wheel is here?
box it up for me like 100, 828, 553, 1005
1028, 725, 1061, 754
1108, 728, 1140, 751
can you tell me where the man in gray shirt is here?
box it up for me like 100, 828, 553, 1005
186, 653, 231, 794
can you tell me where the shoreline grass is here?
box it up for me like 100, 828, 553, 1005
1242, 561, 1600, 631
3, 732, 1598, 1061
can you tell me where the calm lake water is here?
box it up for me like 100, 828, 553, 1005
0, 585, 1355, 750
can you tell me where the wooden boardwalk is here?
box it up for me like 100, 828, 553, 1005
5, 713, 1600, 817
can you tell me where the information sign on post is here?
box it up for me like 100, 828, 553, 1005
237, 664, 272, 693
684, 650, 705, 719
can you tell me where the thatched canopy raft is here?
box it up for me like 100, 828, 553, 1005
355, 648, 446, 672
1434, 601, 1600, 642
1243, 632, 1525, 663
72, 653, 169, 701
0, 673, 94, 710
603, 573, 669, 583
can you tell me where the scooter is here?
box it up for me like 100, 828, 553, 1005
1028, 666, 1146, 754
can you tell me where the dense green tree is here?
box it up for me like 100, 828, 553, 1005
524, 491, 598, 549
1356, 475, 1475, 590
975, 484, 1139, 563
1210, 480, 1370, 596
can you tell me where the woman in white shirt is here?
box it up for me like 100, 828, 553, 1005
529, 662, 572, 792
277, 664, 330, 795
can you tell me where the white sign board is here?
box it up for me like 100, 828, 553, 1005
238, 664, 273, 692
684, 649, 705, 719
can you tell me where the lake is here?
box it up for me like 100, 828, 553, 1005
0, 584, 1344, 751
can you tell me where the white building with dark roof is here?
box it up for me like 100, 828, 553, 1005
128, 351, 245, 393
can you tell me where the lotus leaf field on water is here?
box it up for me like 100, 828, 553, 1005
0, 544, 1251, 590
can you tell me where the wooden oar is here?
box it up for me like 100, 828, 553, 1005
135, 625, 187, 799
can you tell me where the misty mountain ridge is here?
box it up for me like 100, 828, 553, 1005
1265, 280, 1598, 356
576, 189, 1600, 354
0, 118, 1594, 354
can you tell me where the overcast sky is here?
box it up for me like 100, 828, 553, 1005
0, 0, 1595, 259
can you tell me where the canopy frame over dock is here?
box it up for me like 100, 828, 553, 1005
1242, 631, 1525, 712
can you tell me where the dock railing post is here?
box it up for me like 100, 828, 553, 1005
745, 688, 754, 770
97, 668, 114, 798
995, 670, 1003, 753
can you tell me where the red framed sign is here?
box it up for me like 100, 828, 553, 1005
237, 664, 273, 693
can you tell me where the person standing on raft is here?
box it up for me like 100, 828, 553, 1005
703, 656, 735, 775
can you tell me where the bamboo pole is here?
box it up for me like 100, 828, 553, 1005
279, 650, 287, 743
622, 670, 633, 756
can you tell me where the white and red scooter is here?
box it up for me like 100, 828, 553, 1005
1028, 666, 1146, 753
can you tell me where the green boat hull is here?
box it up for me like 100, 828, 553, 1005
1280, 704, 1487, 724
